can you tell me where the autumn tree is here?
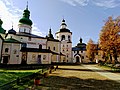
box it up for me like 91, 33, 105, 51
99, 16, 120, 63
86, 39, 97, 62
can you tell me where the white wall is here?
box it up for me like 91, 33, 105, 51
27, 52, 52, 64
2, 43, 21, 64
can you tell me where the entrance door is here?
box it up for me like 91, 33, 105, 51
37, 55, 41, 64
21, 52, 27, 64
3, 56, 9, 64
76, 56, 80, 63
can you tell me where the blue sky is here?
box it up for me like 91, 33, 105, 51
0, 0, 120, 46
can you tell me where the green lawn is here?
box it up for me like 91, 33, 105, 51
0, 69, 41, 86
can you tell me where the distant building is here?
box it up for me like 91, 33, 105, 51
72, 38, 88, 63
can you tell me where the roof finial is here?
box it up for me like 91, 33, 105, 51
12, 21, 13, 29
26, 1, 28, 10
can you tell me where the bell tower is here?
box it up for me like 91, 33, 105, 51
18, 2, 33, 34
56, 19, 72, 63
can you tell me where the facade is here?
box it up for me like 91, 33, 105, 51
0, 4, 72, 64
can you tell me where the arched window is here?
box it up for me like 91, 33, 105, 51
68, 35, 71, 41
5, 48, 9, 53
39, 44, 42, 49
53, 47, 55, 50
61, 35, 65, 41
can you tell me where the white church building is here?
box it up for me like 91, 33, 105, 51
0, 4, 76, 64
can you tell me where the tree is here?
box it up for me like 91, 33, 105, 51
99, 16, 120, 63
86, 39, 97, 62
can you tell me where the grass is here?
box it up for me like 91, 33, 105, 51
0, 69, 41, 86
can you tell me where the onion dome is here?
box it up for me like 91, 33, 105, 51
8, 27, 16, 34
0, 19, 6, 34
59, 19, 70, 32
19, 4, 32, 26
77, 38, 86, 48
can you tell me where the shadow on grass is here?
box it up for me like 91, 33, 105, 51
39, 76, 120, 90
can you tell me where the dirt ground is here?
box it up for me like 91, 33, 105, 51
31, 65, 120, 90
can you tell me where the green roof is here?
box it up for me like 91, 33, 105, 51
4, 38, 22, 43
19, 7, 32, 26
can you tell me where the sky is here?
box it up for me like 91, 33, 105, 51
0, 0, 120, 46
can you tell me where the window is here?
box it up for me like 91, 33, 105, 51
74, 51, 76, 53
57, 36, 59, 38
63, 49, 64, 52
48, 46, 50, 50
5, 48, 9, 53
68, 35, 71, 41
13, 49, 17, 54
81, 51, 83, 53
21, 43, 27, 48
43, 55, 46, 60
28, 37, 31, 41
63, 45, 64, 47
77, 51, 79, 54
67, 55, 68, 58
53, 47, 55, 50
61, 35, 65, 41
67, 45, 68, 47
24, 28, 26, 32
82, 56, 84, 59
67, 49, 68, 51
39, 44, 42, 49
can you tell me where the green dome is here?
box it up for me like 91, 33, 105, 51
19, 7, 32, 26
0, 19, 6, 34
19, 17, 32, 26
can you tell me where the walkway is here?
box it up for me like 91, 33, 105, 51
83, 65, 120, 83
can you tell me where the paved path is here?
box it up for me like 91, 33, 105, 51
83, 65, 120, 83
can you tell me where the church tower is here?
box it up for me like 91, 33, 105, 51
18, 3, 33, 34
56, 19, 72, 63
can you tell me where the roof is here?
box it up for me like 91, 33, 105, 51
4, 38, 22, 43
56, 28, 72, 34
47, 38, 60, 42
19, 7, 32, 26
16, 32, 46, 39
72, 47, 86, 51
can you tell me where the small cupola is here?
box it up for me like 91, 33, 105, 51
8, 26, 16, 35
47, 28, 54, 39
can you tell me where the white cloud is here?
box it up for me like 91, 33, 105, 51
61, 0, 89, 6
60, 0, 120, 8
0, 0, 44, 36
92, 0, 120, 8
